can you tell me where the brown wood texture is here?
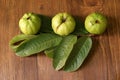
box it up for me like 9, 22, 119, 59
0, 0, 120, 80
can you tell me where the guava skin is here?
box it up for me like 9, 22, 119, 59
85, 12, 107, 34
19, 13, 41, 35
52, 13, 76, 36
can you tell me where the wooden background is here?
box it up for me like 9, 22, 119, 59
0, 0, 120, 80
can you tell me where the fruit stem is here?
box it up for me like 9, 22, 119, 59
27, 17, 30, 20
95, 20, 100, 23
62, 18, 66, 23
77, 34, 96, 37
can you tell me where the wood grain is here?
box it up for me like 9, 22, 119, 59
0, 0, 120, 80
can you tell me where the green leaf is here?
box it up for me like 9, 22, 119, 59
53, 35, 77, 70
10, 33, 62, 57
72, 17, 89, 35
44, 47, 55, 58
38, 15, 54, 33
9, 34, 36, 52
63, 36, 92, 72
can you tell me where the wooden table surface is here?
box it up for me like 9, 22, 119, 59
0, 0, 120, 80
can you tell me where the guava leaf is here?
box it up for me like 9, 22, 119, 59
72, 17, 89, 35
9, 34, 36, 52
63, 36, 92, 72
44, 47, 55, 58
38, 15, 54, 33
10, 33, 62, 57
53, 35, 77, 70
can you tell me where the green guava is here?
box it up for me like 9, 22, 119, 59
85, 12, 107, 34
19, 13, 41, 35
52, 13, 76, 36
